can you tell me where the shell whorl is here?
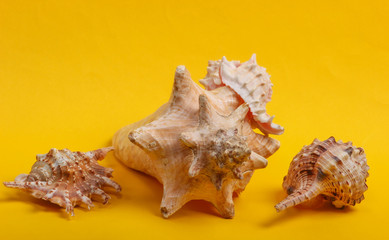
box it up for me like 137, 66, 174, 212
275, 137, 369, 212
4, 147, 121, 216
26, 161, 53, 182
199, 54, 284, 135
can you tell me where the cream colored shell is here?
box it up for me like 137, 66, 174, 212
113, 62, 280, 218
200, 54, 284, 135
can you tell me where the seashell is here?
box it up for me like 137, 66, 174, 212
199, 54, 284, 135
275, 137, 369, 212
199, 59, 240, 90
4, 147, 121, 216
113, 64, 280, 218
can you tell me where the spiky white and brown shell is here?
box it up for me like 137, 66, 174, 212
113, 65, 280, 218
199, 54, 284, 135
199, 59, 240, 90
4, 147, 121, 216
275, 137, 369, 212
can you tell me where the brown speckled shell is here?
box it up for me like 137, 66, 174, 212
275, 137, 369, 212
4, 147, 121, 216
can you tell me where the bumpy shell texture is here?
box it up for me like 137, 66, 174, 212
199, 54, 284, 135
113, 56, 281, 218
180, 95, 265, 191
275, 137, 369, 212
4, 147, 121, 216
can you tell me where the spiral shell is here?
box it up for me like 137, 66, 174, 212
199, 54, 284, 135
4, 147, 121, 216
275, 137, 369, 212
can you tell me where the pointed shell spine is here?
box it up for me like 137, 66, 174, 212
3, 147, 121, 216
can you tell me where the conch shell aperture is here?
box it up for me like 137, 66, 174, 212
113, 55, 283, 218
4, 147, 121, 216
275, 137, 369, 212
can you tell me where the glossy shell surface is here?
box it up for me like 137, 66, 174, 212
275, 137, 369, 212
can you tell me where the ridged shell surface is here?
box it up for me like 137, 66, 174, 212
199, 54, 284, 135
113, 62, 281, 218
4, 147, 121, 216
275, 137, 369, 212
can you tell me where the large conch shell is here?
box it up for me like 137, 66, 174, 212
113, 55, 281, 218
275, 137, 369, 212
4, 147, 121, 216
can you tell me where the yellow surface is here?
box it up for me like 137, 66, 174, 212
0, 0, 388, 239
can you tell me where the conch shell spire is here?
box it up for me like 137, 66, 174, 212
275, 184, 323, 212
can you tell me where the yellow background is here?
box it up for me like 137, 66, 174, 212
1, 0, 388, 239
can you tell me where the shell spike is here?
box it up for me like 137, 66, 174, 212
48, 148, 60, 158
238, 151, 268, 173
129, 128, 165, 158
221, 56, 237, 70
86, 147, 114, 161
198, 94, 213, 126
216, 199, 234, 218
170, 65, 201, 108
188, 158, 202, 177
160, 189, 188, 219
3, 181, 27, 189
275, 186, 322, 212
36, 154, 47, 161
172, 66, 191, 95
215, 183, 235, 218
249, 53, 257, 64
180, 132, 196, 148
249, 151, 268, 169
254, 114, 284, 135
229, 103, 249, 125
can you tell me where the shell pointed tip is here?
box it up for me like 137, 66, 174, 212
160, 207, 171, 219
199, 94, 207, 102
274, 205, 282, 213
250, 53, 257, 63
128, 131, 137, 143
106, 146, 115, 152
176, 65, 186, 73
